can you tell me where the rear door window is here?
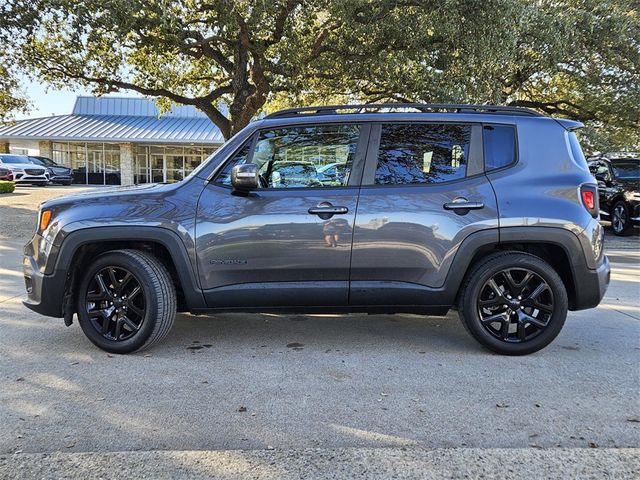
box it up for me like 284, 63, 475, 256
374, 123, 471, 185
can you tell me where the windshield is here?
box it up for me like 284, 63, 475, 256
611, 159, 640, 179
30, 157, 55, 167
0, 154, 30, 164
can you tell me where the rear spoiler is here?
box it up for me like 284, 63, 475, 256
554, 118, 584, 131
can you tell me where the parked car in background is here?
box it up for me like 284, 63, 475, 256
0, 154, 49, 186
29, 156, 73, 185
23, 103, 610, 356
588, 156, 640, 235
0, 165, 13, 181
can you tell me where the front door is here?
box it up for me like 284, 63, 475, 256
350, 122, 500, 306
195, 123, 369, 308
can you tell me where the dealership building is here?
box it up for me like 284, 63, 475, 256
0, 96, 224, 185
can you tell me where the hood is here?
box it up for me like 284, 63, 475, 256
49, 166, 71, 173
2, 162, 45, 170
618, 178, 640, 191
41, 182, 181, 209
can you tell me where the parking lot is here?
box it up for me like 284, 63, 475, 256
0, 186, 638, 478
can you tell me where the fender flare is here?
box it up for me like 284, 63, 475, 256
54, 226, 206, 310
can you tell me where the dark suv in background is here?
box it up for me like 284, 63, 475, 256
29, 156, 74, 185
588, 155, 640, 235
22, 104, 610, 355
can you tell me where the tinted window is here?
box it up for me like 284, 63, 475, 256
483, 125, 516, 170
375, 124, 470, 185
254, 124, 360, 188
214, 125, 360, 189
610, 159, 640, 180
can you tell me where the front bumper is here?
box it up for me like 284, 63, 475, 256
22, 234, 66, 318
49, 174, 73, 184
14, 173, 49, 184
23, 254, 67, 317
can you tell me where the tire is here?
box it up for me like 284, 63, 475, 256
611, 201, 633, 236
76, 249, 176, 353
457, 251, 568, 355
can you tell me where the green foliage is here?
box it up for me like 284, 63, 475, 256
0, 0, 637, 151
0, 65, 29, 122
0, 181, 16, 194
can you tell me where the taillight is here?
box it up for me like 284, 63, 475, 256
582, 190, 594, 210
580, 185, 599, 218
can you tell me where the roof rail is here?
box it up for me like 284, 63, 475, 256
264, 103, 544, 119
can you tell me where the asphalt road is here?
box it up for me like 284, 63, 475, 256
0, 186, 638, 478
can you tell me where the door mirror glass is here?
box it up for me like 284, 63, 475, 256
231, 163, 259, 191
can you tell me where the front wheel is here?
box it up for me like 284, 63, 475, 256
458, 252, 568, 355
76, 249, 176, 353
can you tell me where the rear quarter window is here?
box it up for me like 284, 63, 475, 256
483, 125, 516, 171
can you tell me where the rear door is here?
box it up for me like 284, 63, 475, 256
349, 121, 499, 306
195, 123, 369, 308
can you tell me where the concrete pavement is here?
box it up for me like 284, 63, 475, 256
0, 187, 638, 477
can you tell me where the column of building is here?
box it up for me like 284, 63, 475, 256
120, 142, 135, 186
38, 140, 53, 158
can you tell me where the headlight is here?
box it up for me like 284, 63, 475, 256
10, 167, 24, 173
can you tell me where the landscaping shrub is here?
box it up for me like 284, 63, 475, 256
0, 181, 16, 194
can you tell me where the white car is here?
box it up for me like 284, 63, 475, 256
0, 154, 49, 186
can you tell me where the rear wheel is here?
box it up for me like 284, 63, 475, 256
611, 201, 633, 236
76, 249, 176, 353
458, 252, 568, 355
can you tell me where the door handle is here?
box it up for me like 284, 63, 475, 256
308, 202, 349, 219
443, 202, 484, 210
308, 206, 349, 215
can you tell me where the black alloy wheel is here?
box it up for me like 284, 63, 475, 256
457, 251, 568, 355
77, 249, 176, 353
84, 266, 146, 341
477, 268, 553, 343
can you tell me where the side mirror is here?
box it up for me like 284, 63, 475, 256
231, 164, 259, 191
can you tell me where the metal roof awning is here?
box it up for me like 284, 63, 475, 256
0, 114, 224, 144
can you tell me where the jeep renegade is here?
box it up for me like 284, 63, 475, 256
23, 104, 611, 355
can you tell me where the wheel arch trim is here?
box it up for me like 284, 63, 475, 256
54, 226, 206, 310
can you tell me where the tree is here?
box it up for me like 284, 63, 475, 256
0, 0, 638, 150
0, 65, 28, 122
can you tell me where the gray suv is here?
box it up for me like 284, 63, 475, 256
22, 104, 610, 355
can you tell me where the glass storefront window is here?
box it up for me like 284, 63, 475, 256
133, 144, 216, 184
52, 142, 216, 185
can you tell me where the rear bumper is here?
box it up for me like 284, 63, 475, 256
570, 255, 610, 311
